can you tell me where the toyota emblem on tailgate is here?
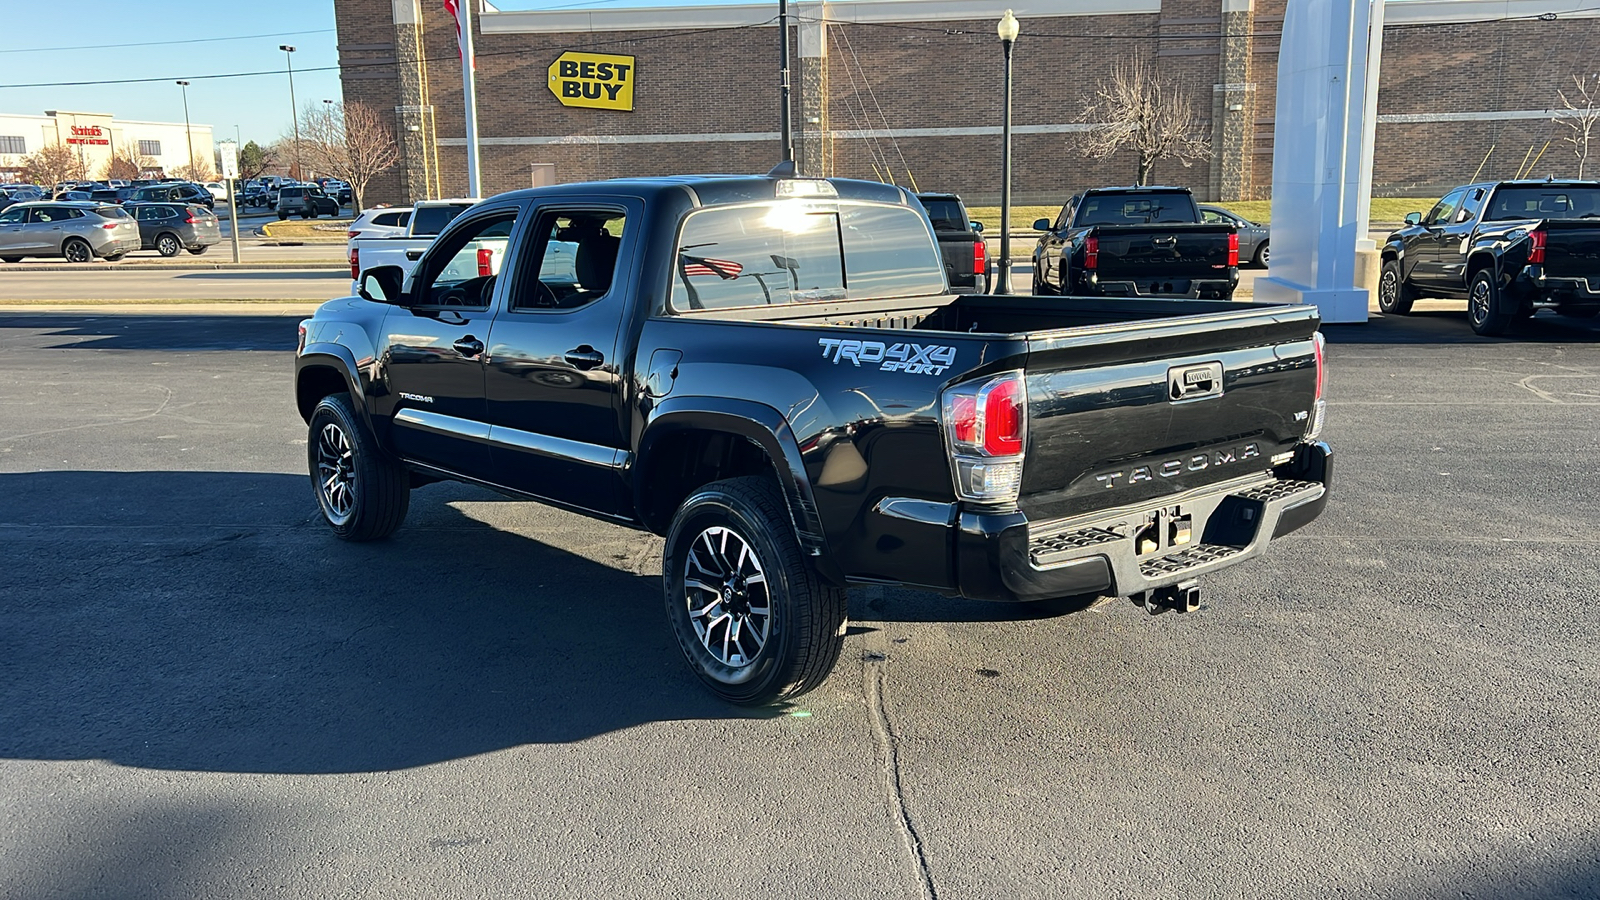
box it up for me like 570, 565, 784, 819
1169, 362, 1224, 401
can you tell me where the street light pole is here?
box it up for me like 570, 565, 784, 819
176, 80, 194, 176
996, 10, 1019, 294
280, 45, 301, 180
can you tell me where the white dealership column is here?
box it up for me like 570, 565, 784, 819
1253, 0, 1374, 323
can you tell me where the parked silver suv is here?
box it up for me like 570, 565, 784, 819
0, 201, 141, 263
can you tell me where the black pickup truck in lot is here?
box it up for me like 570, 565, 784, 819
1380, 179, 1600, 334
1030, 186, 1239, 300
915, 191, 987, 294
296, 173, 1330, 705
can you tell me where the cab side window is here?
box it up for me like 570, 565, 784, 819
1425, 190, 1465, 227
512, 210, 626, 312
412, 210, 520, 309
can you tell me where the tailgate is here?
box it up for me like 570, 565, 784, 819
936, 232, 979, 280
1540, 220, 1600, 278
1094, 224, 1234, 281
1018, 305, 1320, 523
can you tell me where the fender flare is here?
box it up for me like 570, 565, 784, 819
295, 344, 371, 430
638, 396, 840, 583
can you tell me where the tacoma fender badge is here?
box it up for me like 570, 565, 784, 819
398, 392, 434, 404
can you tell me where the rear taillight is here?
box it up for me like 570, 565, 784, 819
1528, 228, 1546, 264
349, 247, 359, 280
972, 239, 986, 282
1227, 232, 1239, 267
185, 214, 197, 224
1084, 235, 1099, 270
477, 247, 493, 278
347, 230, 359, 239
101, 222, 117, 230
1307, 331, 1326, 440
942, 371, 1027, 503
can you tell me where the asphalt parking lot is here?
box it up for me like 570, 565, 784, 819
1, 304, 1597, 899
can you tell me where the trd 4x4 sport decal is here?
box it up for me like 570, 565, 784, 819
817, 338, 957, 375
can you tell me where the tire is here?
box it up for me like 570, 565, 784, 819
187, 246, 209, 256
277, 211, 288, 221
155, 233, 181, 257
663, 476, 847, 706
2, 256, 24, 263
1253, 242, 1270, 268
62, 238, 92, 263
104, 252, 127, 262
1467, 268, 1515, 336
1377, 259, 1417, 315
307, 393, 410, 541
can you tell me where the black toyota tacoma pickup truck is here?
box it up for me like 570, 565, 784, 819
1379, 180, 1600, 335
295, 173, 1330, 705
1031, 186, 1239, 300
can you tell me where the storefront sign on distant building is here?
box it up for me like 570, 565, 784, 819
547, 52, 635, 111
67, 125, 109, 146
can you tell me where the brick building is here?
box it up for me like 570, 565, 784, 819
336, 0, 1600, 207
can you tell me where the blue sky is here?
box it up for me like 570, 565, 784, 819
0, 0, 343, 147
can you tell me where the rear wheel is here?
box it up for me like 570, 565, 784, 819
2, 256, 24, 263
104, 252, 127, 262
1468, 269, 1515, 336
62, 238, 92, 263
663, 476, 847, 706
187, 246, 209, 256
155, 233, 181, 257
277, 211, 288, 221
1377, 259, 1417, 315
307, 393, 410, 541
1254, 242, 1270, 267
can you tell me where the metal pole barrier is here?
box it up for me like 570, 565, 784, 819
228, 179, 241, 264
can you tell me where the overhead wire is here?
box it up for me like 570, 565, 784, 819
0, 28, 336, 55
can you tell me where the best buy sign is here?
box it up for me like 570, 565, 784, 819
548, 52, 636, 111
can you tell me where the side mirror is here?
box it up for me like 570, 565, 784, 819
970, 220, 985, 233
1032, 218, 1051, 231
358, 265, 407, 305
1404, 212, 1422, 226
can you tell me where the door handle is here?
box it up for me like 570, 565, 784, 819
452, 336, 484, 356
405, 249, 425, 261
564, 346, 604, 369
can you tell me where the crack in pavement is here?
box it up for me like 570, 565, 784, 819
859, 593, 937, 900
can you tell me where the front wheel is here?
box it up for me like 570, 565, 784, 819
1468, 269, 1515, 336
663, 476, 847, 706
1377, 259, 1417, 315
307, 393, 410, 541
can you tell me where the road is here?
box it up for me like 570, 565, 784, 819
0, 306, 1596, 899
0, 266, 348, 301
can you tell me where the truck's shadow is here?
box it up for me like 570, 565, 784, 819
0, 470, 772, 775
1326, 309, 1600, 344
0, 469, 1048, 775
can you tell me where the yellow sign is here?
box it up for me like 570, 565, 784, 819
548, 52, 636, 111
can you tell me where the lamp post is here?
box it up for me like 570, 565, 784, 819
280, 45, 301, 180
175, 80, 194, 177
996, 9, 1019, 294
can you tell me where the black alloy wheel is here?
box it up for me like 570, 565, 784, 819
61, 239, 92, 263
1377, 259, 1416, 315
663, 476, 846, 706
155, 234, 181, 257
1468, 269, 1514, 336
307, 393, 410, 541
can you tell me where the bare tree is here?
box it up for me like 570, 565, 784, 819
1556, 74, 1600, 179
171, 158, 217, 183
298, 100, 400, 211
1078, 56, 1210, 185
20, 143, 86, 193
102, 149, 156, 181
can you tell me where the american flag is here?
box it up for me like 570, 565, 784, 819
680, 256, 743, 279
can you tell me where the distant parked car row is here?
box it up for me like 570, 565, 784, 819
0, 199, 220, 263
